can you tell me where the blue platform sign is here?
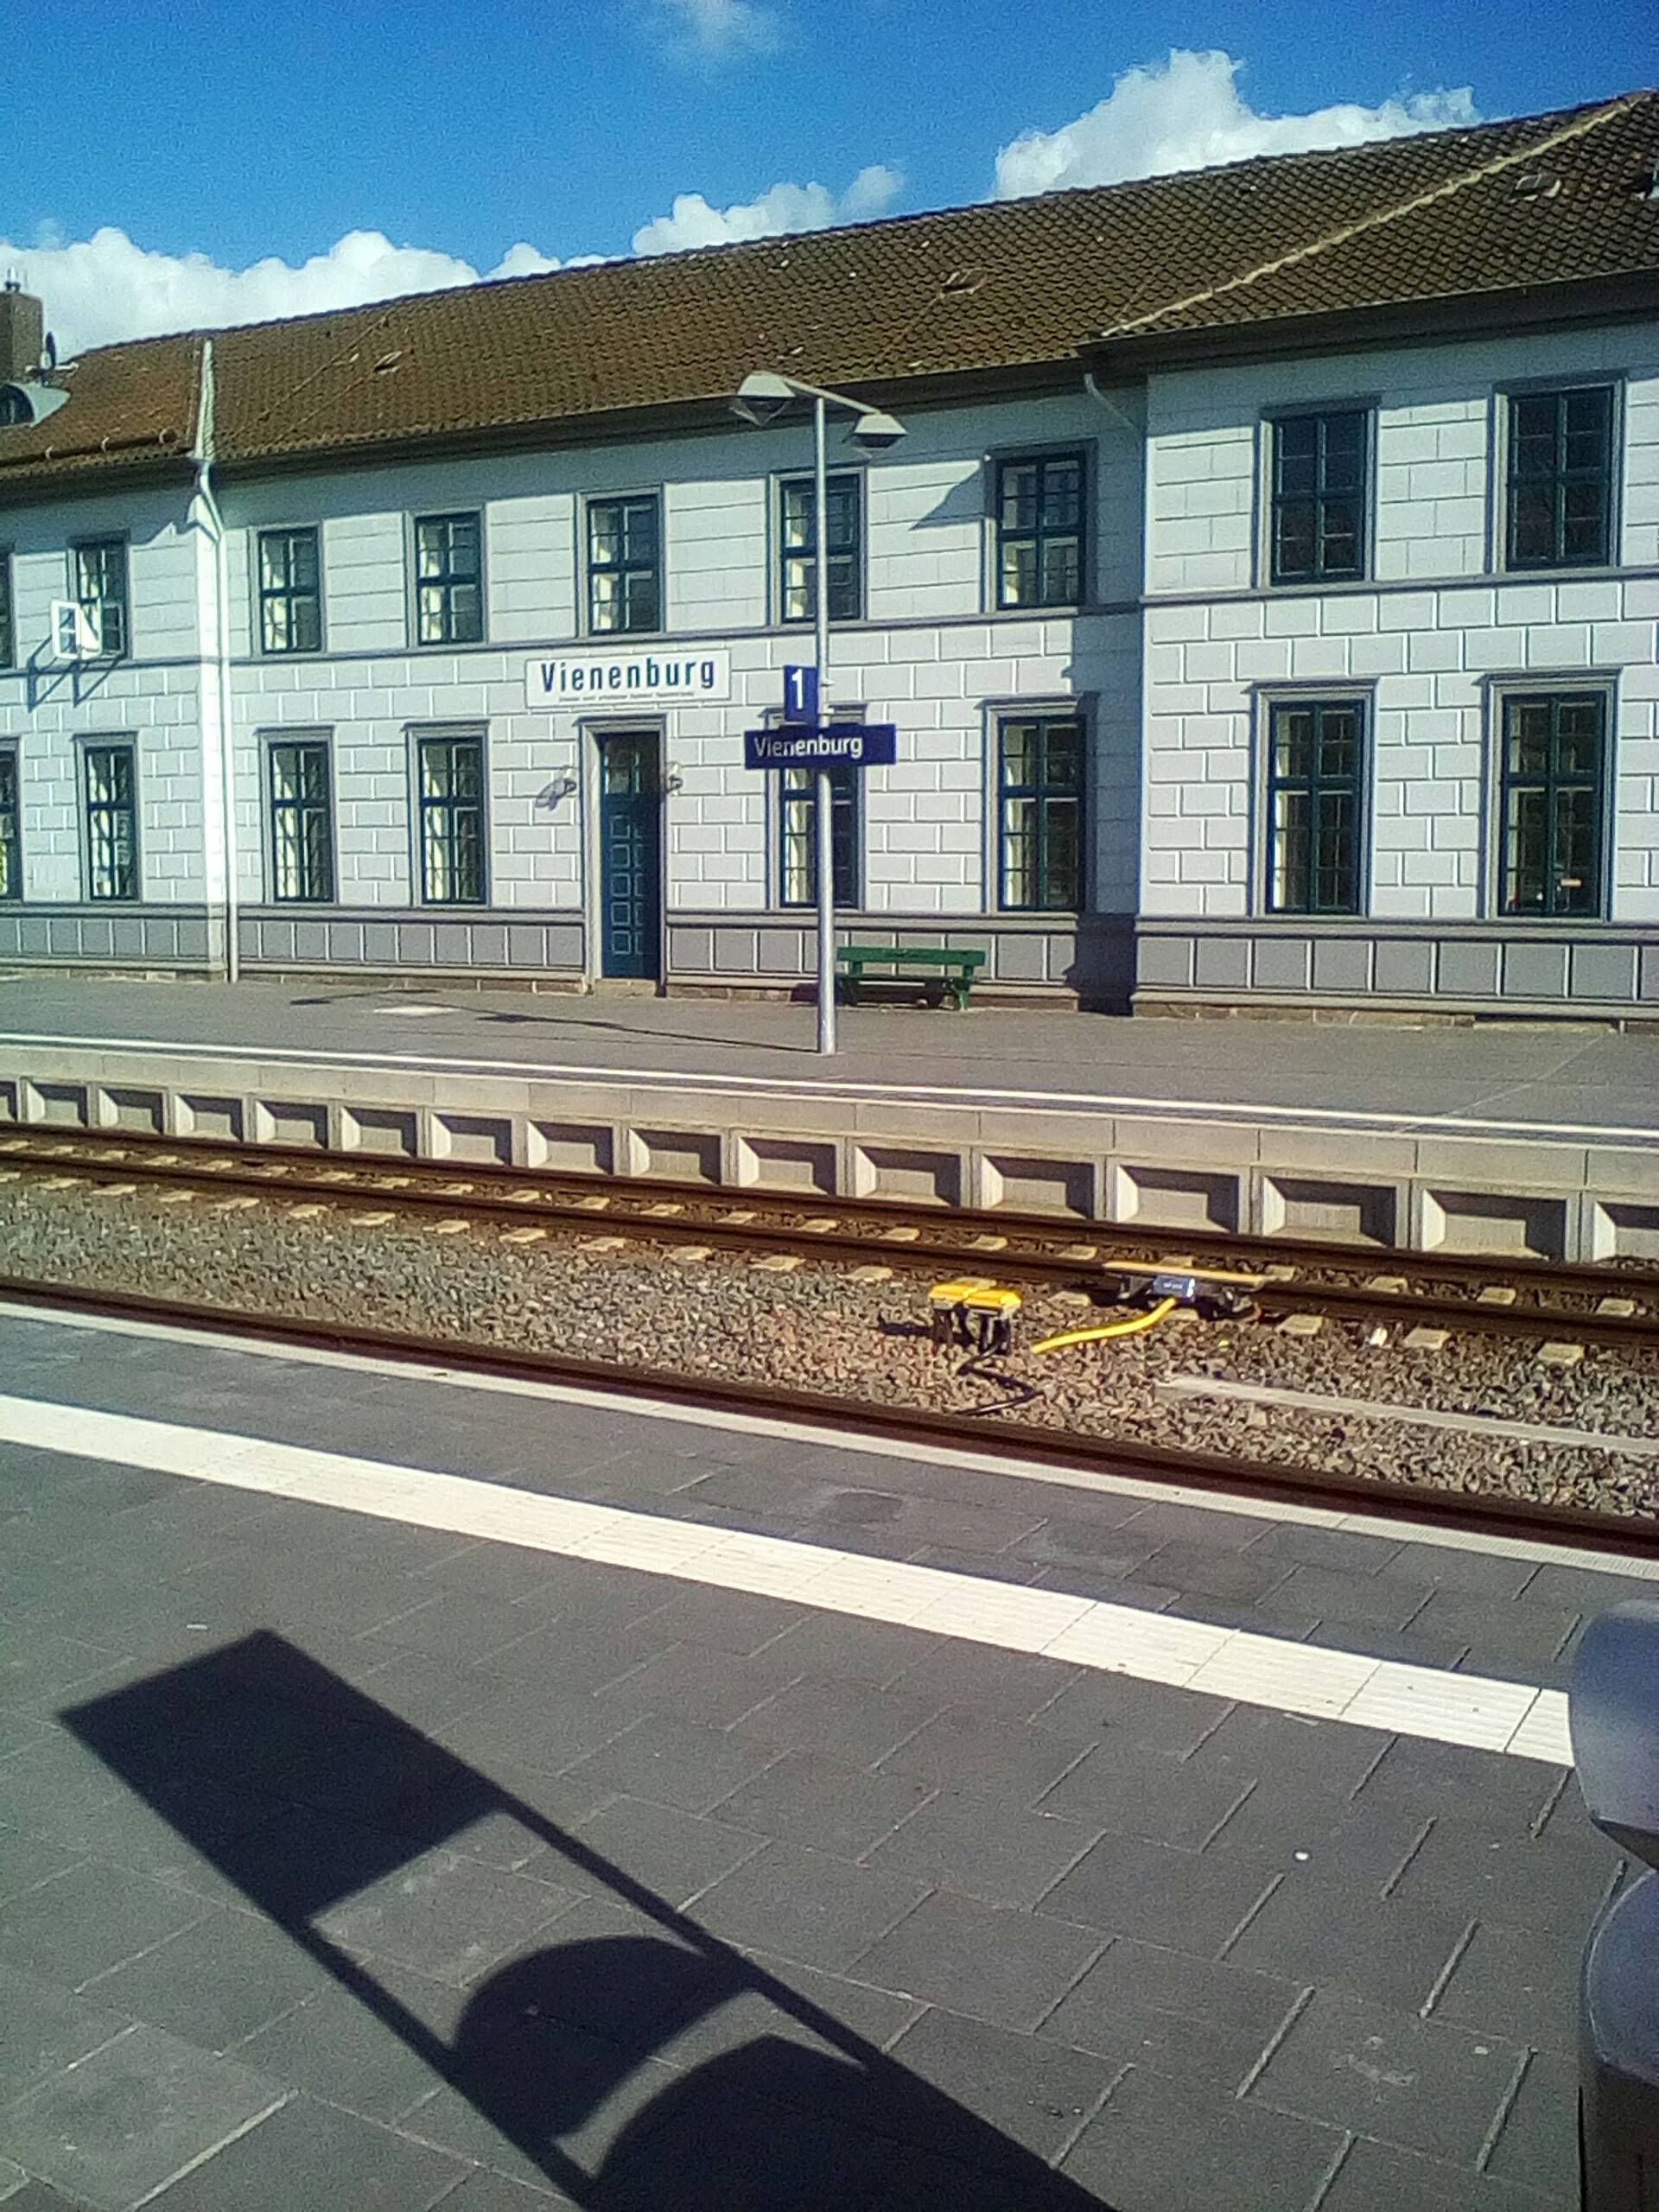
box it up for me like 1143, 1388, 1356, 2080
744, 723, 897, 770
782, 664, 819, 722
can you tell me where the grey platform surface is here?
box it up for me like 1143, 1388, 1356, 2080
0, 1308, 1639, 2209
3, 974, 1658, 1133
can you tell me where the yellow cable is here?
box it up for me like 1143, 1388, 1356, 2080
1031, 1296, 1180, 1355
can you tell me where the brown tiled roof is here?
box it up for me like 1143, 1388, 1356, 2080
1, 92, 1654, 493
0, 333, 201, 485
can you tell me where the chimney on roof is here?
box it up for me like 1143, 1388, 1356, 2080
0, 273, 46, 382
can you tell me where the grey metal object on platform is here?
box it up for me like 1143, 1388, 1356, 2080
1572, 1599, 1659, 2210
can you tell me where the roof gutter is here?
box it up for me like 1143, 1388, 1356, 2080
191, 339, 239, 987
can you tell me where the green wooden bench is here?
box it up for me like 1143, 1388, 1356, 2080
836, 943, 987, 1011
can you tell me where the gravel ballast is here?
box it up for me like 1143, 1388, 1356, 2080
3, 1179, 1656, 1520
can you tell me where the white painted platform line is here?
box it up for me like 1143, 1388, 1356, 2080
9, 1302, 1656, 1585
6, 1028, 1655, 1143
0, 1389, 1575, 1770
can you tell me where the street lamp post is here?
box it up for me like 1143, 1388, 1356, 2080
731, 372, 905, 1054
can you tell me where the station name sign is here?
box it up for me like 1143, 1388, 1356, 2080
743, 723, 897, 770
525, 648, 732, 709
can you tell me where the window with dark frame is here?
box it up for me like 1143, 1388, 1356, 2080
74, 540, 130, 658
997, 715, 1083, 911
417, 731, 486, 905
257, 528, 322, 655
587, 495, 661, 635
267, 737, 334, 903
413, 513, 484, 645
779, 474, 861, 624
83, 742, 137, 901
1269, 411, 1368, 586
779, 764, 860, 908
1266, 699, 1366, 914
1506, 387, 1615, 570
0, 552, 13, 669
1499, 692, 1607, 918
995, 452, 1085, 609
0, 747, 19, 901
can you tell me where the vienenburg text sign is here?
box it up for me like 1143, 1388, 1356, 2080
743, 724, 897, 770
525, 649, 731, 709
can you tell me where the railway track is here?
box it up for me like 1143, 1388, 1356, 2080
3, 1271, 1657, 1566
2, 1123, 1656, 1355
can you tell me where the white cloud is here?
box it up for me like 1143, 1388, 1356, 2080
9, 48, 1491, 359
645, 0, 779, 62
631, 162, 903, 255
0, 226, 572, 359
994, 49, 1478, 199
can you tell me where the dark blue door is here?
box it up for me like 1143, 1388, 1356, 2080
600, 732, 662, 980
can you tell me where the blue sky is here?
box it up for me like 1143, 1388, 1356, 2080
0, 0, 1650, 353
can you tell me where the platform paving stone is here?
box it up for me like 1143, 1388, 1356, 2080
848, 1891, 1104, 2033
588, 1643, 806, 1731
0, 2023, 287, 2210
313, 1847, 582, 1989
559, 1714, 789, 1817
690, 1840, 929, 1975
1483, 2048, 1582, 2202
0, 1829, 85, 1912
79, 1911, 325, 2057
884, 1641, 1081, 1721
730, 1676, 947, 1770
708, 1751, 933, 1864
863, 1781, 1097, 1909
1059, 2063, 1346, 2212
1036, 1734, 1255, 1847
874, 1701, 1094, 1802
1224, 1879, 1472, 2014
567, 1796, 768, 1910
1247, 1986, 1527, 2165
1315, 2135, 1573, 2209
0, 1862, 213, 1993
0, 1967, 130, 2107
144, 2092, 468, 2209
1040, 1831, 1281, 1955
1389, 1815, 1625, 1929
1429, 1917, 1586, 2056
1036, 1936, 1306, 2088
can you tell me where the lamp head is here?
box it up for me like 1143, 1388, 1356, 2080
730, 371, 798, 428
850, 408, 906, 453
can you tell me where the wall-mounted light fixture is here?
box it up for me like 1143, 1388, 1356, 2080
535, 773, 579, 810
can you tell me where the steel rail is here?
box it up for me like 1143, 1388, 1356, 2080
2, 1273, 1656, 1562
5, 1133, 1657, 1355
3, 1120, 1655, 1298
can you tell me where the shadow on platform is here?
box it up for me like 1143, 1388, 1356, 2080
62, 1631, 1111, 2209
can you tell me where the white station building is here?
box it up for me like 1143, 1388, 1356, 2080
0, 92, 1656, 1020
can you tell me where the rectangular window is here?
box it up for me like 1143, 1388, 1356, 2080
1266, 699, 1366, 914
257, 527, 322, 655
998, 715, 1083, 911
587, 494, 661, 635
779, 474, 861, 624
74, 540, 130, 658
1499, 692, 1606, 918
779, 764, 860, 907
0, 747, 19, 901
413, 512, 484, 645
1506, 387, 1615, 570
83, 742, 137, 901
1270, 411, 1368, 586
416, 730, 486, 904
995, 452, 1085, 609
267, 737, 334, 903
0, 552, 13, 669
